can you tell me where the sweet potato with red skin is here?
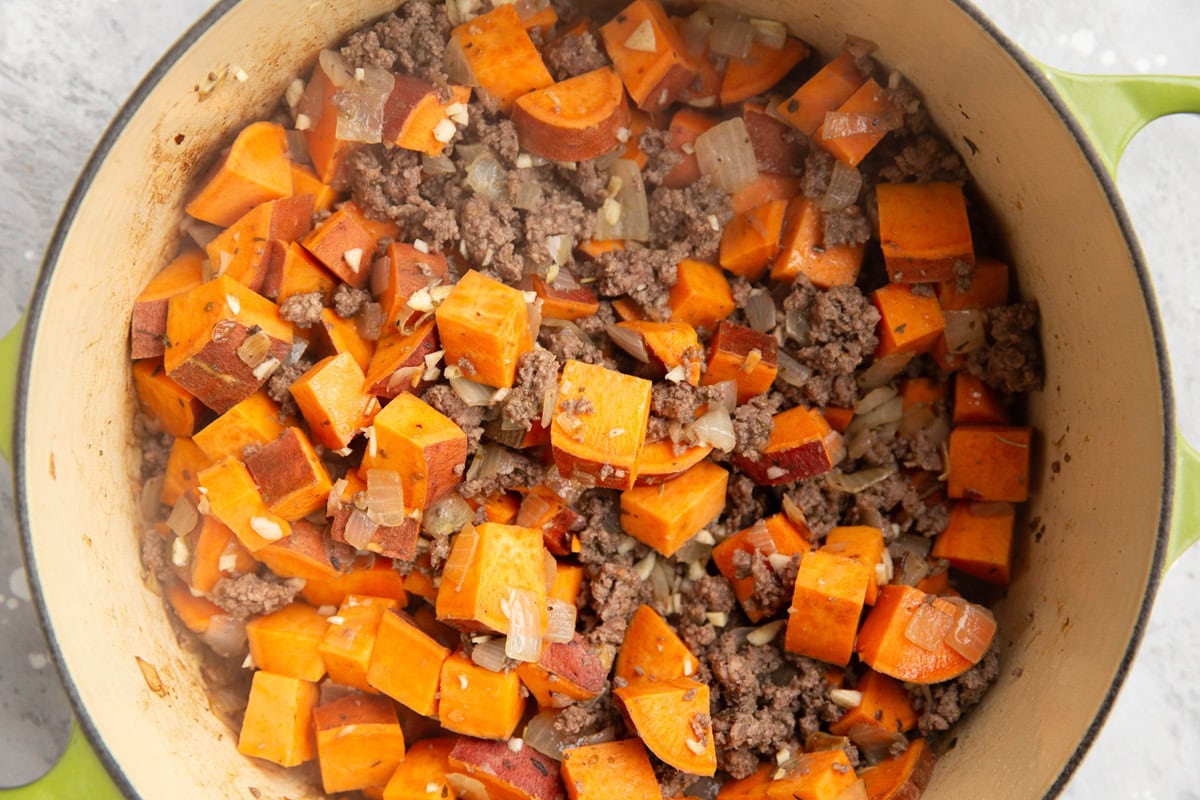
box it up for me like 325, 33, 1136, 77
330, 504, 419, 561
206, 193, 314, 293
860, 737, 935, 800
551, 359, 652, 490
261, 240, 338, 304
529, 270, 600, 321
776, 52, 865, 136
364, 319, 440, 399
662, 108, 717, 188
376, 242, 450, 332
361, 391, 467, 511
186, 121, 292, 227
163, 275, 293, 413
743, 102, 806, 175
856, 585, 992, 683
516, 486, 582, 556
633, 440, 713, 486
448, 737, 566, 800
435, 269, 533, 389
253, 518, 352, 582
450, 5, 554, 113
131, 250, 204, 359
561, 740, 661, 800
701, 320, 778, 404
384, 76, 471, 156
132, 359, 204, 439
301, 202, 398, 289
313, 693, 406, 794
198, 456, 292, 552
513, 67, 632, 162
770, 196, 866, 288
719, 37, 809, 107
516, 633, 607, 707
733, 405, 842, 485
193, 392, 288, 462
600, 0, 697, 113
877, 182, 975, 283
947, 425, 1032, 502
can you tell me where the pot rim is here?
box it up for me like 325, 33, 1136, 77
11, 0, 1174, 797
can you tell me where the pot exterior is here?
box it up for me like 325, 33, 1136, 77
14, 0, 1171, 798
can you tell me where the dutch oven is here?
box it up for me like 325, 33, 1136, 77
1, 0, 1198, 796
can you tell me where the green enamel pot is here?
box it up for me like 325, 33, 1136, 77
2, 0, 1198, 796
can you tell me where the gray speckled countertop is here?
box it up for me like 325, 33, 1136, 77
2, 0, 1198, 795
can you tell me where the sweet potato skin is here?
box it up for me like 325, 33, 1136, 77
449, 737, 566, 800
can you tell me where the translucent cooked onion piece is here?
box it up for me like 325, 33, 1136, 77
943, 309, 987, 355
470, 637, 510, 672
857, 351, 911, 390
594, 159, 650, 242
825, 466, 894, 494
343, 510, 379, 550
606, 323, 650, 362
524, 711, 567, 760
815, 160, 863, 211
333, 63, 394, 144
365, 468, 408, 526
855, 385, 898, 416
423, 494, 474, 537
503, 587, 543, 662
443, 37, 480, 87
545, 599, 577, 644
776, 350, 814, 387
680, 10, 713, 55
706, 380, 737, 413
749, 18, 787, 50
904, 599, 955, 651
450, 375, 495, 407
695, 118, 759, 194
943, 598, 997, 663
692, 406, 736, 452
166, 497, 199, 537
202, 615, 247, 658
742, 519, 777, 556
318, 49, 354, 89
443, 524, 479, 593
446, 773, 493, 800
708, 18, 755, 59
744, 290, 777, 332
465, 152, 508, 201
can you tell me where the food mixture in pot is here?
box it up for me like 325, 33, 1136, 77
131, 0, 1043, 796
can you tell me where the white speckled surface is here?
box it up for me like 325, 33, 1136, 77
1, 0, 1197, 795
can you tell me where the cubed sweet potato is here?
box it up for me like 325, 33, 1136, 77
206, 193, 314, 293
436, 522, 547, 634
198, 456, 292, 552
368, 608, 450, 716
364, 319, 440, 399
186, 121, 292, 227
237, 670, 319, 767
132, 358, 205, 439
561, 739, 661, 800
313, 693, 406, 794
701, 320, 778, 404
289, 352, 370, 451
448, 737, 564, 800
244, 426, 332, 520
732, 405, 842, 485
131, 250, 204, 359
620, 461, 728, 557
439, 651, 526, 739
192, 391, 288, 461
246, 602, 332, 683
316, 594, 400, 692
516, 633, 607, 707
361, 391, 467, 511
784, 549, 871, 666
435, 269, 533, 389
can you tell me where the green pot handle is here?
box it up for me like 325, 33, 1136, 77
1045, 66, 1200, 567
1, 319, 123, 797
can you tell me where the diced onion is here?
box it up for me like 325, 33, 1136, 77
318, 49, 354, 88
749, 18, 787, 50
524, 711, 567, 760
334, 63, 394, 144
847, 723, 908, 766
450, 375, 496, 407
943, 309, 987, 355
825, 466, 894, 494
606, 324, 650, 363
855, 385, 898, 416
775, 350, 814, 387
236, 329, 272, 369
545, 599, 577, 644
166, 497, 199, 537
423, 153, 457, 175
904, 600, 955, 651
679, 10, 713, 55
443, 525, 479, 592
843, 34, 879, 59
202, 615, 247, 658
743, 520, 777, 555
706, 380, 737, 413
443, 38, 480, 87
594, 160, 650, 242
423, 494, 474, 537
513, 181, 545, 210
284, 129, 310, 164
746, 619, 786, 646
942, 598, 996, 664
466, 152, 508, 201
692, 406, 736, 452
343, 510, 379, 550
816, 161, 863, 211
857, 352, 911, 390
745, 290, 776, 332
781, 493, 808, 529
503, 588, 543, 662
708, 18, 755, 59
518, 492, 555, 529
471, 637, 510, 672
366, 469, 408, 526
543, 548, 558, 593
466, 444, 506, 482
848, 396, 904, 433
694, 118, 759, 194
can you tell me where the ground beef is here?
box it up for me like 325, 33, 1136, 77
639, 127, 682, 187
266, 357, 312, 410
338, 0, 451, 85
846, 472, 950, 538
332, 284, 370, 318
967, 302, 1043, 394
801, 148, 835, 199
458, 447, 547, 499
460, 195, 524, 285
539, 324, 606, 366
279, 291, 324, 328
651, 381, 705, 422
731, 393, 780, 457
501, 350, 559, 430
911, 645, 1000, 735
592, 247, 677, 320
784, 477, 850, 539
523, 198, 593, 265
467, 104, 521, 166
347, 147, 461, 248
647, 178, 732, 264
654, 764, 693, 799
421, 384, 485, 450
822, 205, 872, 247
874, 133, 969, 185
542, 26, 609, 80
574, 491, 630, 568
136, 414, 172, 481
719, 473, 767, 535
732, 549, 787, 618
140, 530, 173, 583
553, 160, 608, 203
552, 691, 624, 746
210, 573, 300, 620
583, 563, 642, 646
782, 279, 880, 407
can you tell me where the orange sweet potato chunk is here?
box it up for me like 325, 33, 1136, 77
615, 604, 699, 684
551, 359, 652, 490
245, 602, 331, 682
132, 359, 204, 439
384, 77, 472, 156
313, 693, 406, 794
765, 750, 859, 800
947, 425, 1032, 502
237, 670, 319, 767
776, 52, 865, 136
620, 461, 728, 557
634, 440, 713, 487
732, 405, 841, 485
436, 522, 547, 634
600, 0, 696, 113
530, 269, 600, 322
712, 514, 812, 622
701, 320, 777, 404
615, 677, 715, 776
316, 595, 400, 692
561, 739, 661, 800
814, 78, 900, 167
367, 608, 450, 716
435, 269, 533, 389
161, 437, 212, 507
289, 352, 370, 450
872, 283, 947, 358
822, 525, 886, 605
186, 121, 292, 227
181, 515, 256, 594
719, 198, 788, 281
262, 240, 338, 304
450, 5, 554, 113
302, 202, 398, 289
314, 307, 377, 372
513, 67, 632, 162
516, 633, 608, 708
164, 275, 293, 413
877, 182, 975, 283
859, 737, 935, 800
244, 426, 333, 520
192, 391, 288, 461
364, 319, 440, 399
197, 456, 292, 552
131, 249, 205, 359
383, 737, 458, 800
439, 651, 526, 739
361, 391, 467, 511
205, 194, 314, 293
377, 241, 450, 332
828, 668, 918, 737
669, 258, 734, 332
931, 501, 1015, 586
784, 549, 871, 666
770, 196, 865, 288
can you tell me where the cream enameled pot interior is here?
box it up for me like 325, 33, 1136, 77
19, 0, 1167, 797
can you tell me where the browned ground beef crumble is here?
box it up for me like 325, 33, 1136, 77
137, 2, 1046, 794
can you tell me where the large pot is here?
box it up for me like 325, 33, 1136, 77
2, 0, 1199, 797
